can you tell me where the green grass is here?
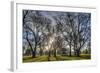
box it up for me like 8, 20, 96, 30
56, 54, 91, 61
23, 55, 48, 62
23, 54, 91, 63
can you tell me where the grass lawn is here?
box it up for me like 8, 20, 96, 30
23, 54, 91, 63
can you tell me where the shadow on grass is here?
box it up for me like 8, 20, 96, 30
56, 54, 91, 61
80, 54, 91, 59
23, 54, 91, 63
23, 55, 49, 63
23, 56, 33, 60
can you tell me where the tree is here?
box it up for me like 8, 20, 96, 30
23, 10, 91, 59
61, 12, 91, 57
23, 10, 53, 58
70, 13, 91, 56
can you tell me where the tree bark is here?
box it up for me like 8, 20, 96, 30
32, 41, 37, 58
54, 49, 56, 57
40, 48, 43, 56
76, 50, 80, 57
48, 50, 51, 61
26, 37, 35, 58
69, 41, 72, 56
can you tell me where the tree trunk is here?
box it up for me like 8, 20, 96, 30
74, 50, 77, 56
26, 37, 35, 58
40, 48, 43, 56
54, 49, 56, 57
48, 50, 51, 57
69, 44, 71, 56
76, 50, 80, 57
48, 50, 51, 61
32, 42, 37, 58
69, 39, 72, 56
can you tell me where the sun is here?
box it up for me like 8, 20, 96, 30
45, 35, 55, 51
